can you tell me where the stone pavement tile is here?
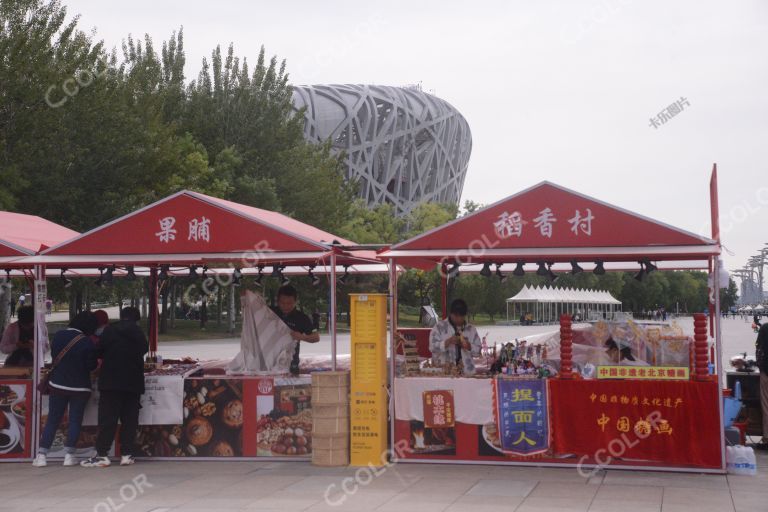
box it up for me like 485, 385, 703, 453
405, 475, 480, 495
248, 490, 327, 510
283, 475, 362, 493
726, 476, 768, 493
168, 472, 247, 490
359, 471, 421, 491
515, 495, 593, 511
528, 482, 598, 500
304, 490, 400, 511
661, 486, 735, 509
445, 495, 525, 512
466, 479, 537, 497
602, 471, 729, 489
661, 505, 734, 512
588, 499, 661, 512
375, 492, 460, 512
731, 490, 768, 512
0, 497, 65, 509
224, 474, 307, 491
594, 484, 663, 503
168, 497, 255, 510
524, 467, 597, 483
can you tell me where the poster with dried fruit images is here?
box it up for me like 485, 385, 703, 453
247, 376, 313, 457
138, 378, 244, 457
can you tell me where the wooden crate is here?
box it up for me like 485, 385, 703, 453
312, 447, 349, 467
312, 432, 349, 451
312, 404, 350, 434
311, 371, 350, 405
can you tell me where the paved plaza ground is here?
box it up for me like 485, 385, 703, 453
1, 452, 767, 512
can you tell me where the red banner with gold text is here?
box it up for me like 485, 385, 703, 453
549, 380, 721, 468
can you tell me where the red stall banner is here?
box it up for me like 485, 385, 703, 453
550, 380, 721, 468
423, 390, 455, 429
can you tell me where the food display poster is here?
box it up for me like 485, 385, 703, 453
493, 379, 549, 457
83, 375, 184, 426
549, 379, 721, 468
350, 293, 387, 467
248, 376, 313, 457
0, 381, 31, 459
423, 390, 455, 429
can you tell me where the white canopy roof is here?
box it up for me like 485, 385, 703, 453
506, 285, 621, 305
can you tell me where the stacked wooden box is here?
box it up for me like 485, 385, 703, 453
311, 371, 350, 466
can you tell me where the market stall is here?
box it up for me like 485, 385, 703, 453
0, 211, 79, 462
380, 174, 727, 472
24, 190, 374, 461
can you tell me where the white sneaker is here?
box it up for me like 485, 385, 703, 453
32, 454, 47, 467
80, 456, 111, 468
120, 455, 135, 466
63, 454, 77, 466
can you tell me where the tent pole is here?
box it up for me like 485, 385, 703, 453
388, 258, 398, 460
32, 264, 45, 459
149, 266, 159, 355
713, 256, 726, 471
330, 252, 338, 371
441, 263, 448, 319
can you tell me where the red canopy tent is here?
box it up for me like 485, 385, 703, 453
0, 211, 78, 262
31, 189, 376, 365
380, 172, 726, 472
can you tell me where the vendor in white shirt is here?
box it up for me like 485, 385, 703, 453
429, 299, 482, 374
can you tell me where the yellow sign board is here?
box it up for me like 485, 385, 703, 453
350, 293, 388, 467
597, 366, 689, 380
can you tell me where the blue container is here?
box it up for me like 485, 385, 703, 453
723, 396, 742, 428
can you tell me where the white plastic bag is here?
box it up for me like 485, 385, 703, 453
228, 290, 297, 375
726, 445, 757, 476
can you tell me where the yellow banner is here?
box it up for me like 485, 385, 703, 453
350, 294, 388, 467
596, 366, 689, 380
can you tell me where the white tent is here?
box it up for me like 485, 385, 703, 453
506, 285, 622, 324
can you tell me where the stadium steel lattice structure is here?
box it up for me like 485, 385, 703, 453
292, 84, 472, 216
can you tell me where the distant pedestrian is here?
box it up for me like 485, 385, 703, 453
9, 296, 16, 318
81, 307, 148, 468
33, 312, 98, 467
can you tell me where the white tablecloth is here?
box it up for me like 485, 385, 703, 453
394, 377, 494, 425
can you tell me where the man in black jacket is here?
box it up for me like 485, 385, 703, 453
81, 307, 148, 467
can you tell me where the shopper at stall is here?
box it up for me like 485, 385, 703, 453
755, 321, 768, 450
93, 310, 109, 337
271, 285, 319, 375
81, 307, 148, 468
0, 305, 35, 366
429, 299, 482, 374
33, 311, 98, 467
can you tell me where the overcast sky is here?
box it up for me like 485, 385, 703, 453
64, 0, 768, 273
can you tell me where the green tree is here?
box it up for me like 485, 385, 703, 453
404, 202, 458, 239
340, 201, 405, 244
720, 277, 739, 312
